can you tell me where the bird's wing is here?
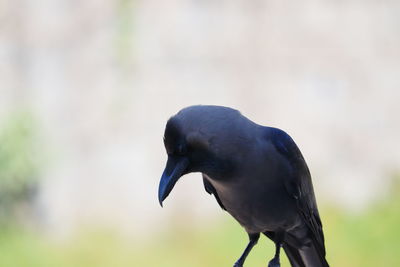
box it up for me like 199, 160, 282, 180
269, 127, 326, 256
202, 174, 226, 210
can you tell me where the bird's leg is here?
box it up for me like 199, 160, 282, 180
267, 241, 282, 267
262, 231, 283, 267
233, 233, 260, 267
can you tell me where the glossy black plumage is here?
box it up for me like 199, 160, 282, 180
158, 105, 329, 267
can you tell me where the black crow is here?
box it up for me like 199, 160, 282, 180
158, 105, 329, 267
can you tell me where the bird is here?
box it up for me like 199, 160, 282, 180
158, 105, 329, 267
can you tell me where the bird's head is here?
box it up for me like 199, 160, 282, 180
158, 105, 242, 207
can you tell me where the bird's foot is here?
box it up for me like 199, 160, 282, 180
233, 261, 243, 267
268, 257, 280, 267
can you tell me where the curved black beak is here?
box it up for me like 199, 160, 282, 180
158, 156, 189, 207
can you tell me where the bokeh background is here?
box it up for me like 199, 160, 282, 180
1, 0, 399, 266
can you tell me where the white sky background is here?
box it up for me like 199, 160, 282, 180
0, 0, 399, 236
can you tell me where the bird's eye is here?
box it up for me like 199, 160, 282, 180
177, 144, 187, 155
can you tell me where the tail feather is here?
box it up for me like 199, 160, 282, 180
283, 241, 329, 267
283, 244, 304, 267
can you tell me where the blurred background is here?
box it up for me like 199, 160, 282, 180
0, 0, 399, 266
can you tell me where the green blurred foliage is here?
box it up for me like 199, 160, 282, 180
0, 112, 39, 222
0, 185, 399, 267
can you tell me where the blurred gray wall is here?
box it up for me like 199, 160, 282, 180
0, 0, 399, 236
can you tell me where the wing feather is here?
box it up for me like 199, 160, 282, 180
269, 128, 326, 256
